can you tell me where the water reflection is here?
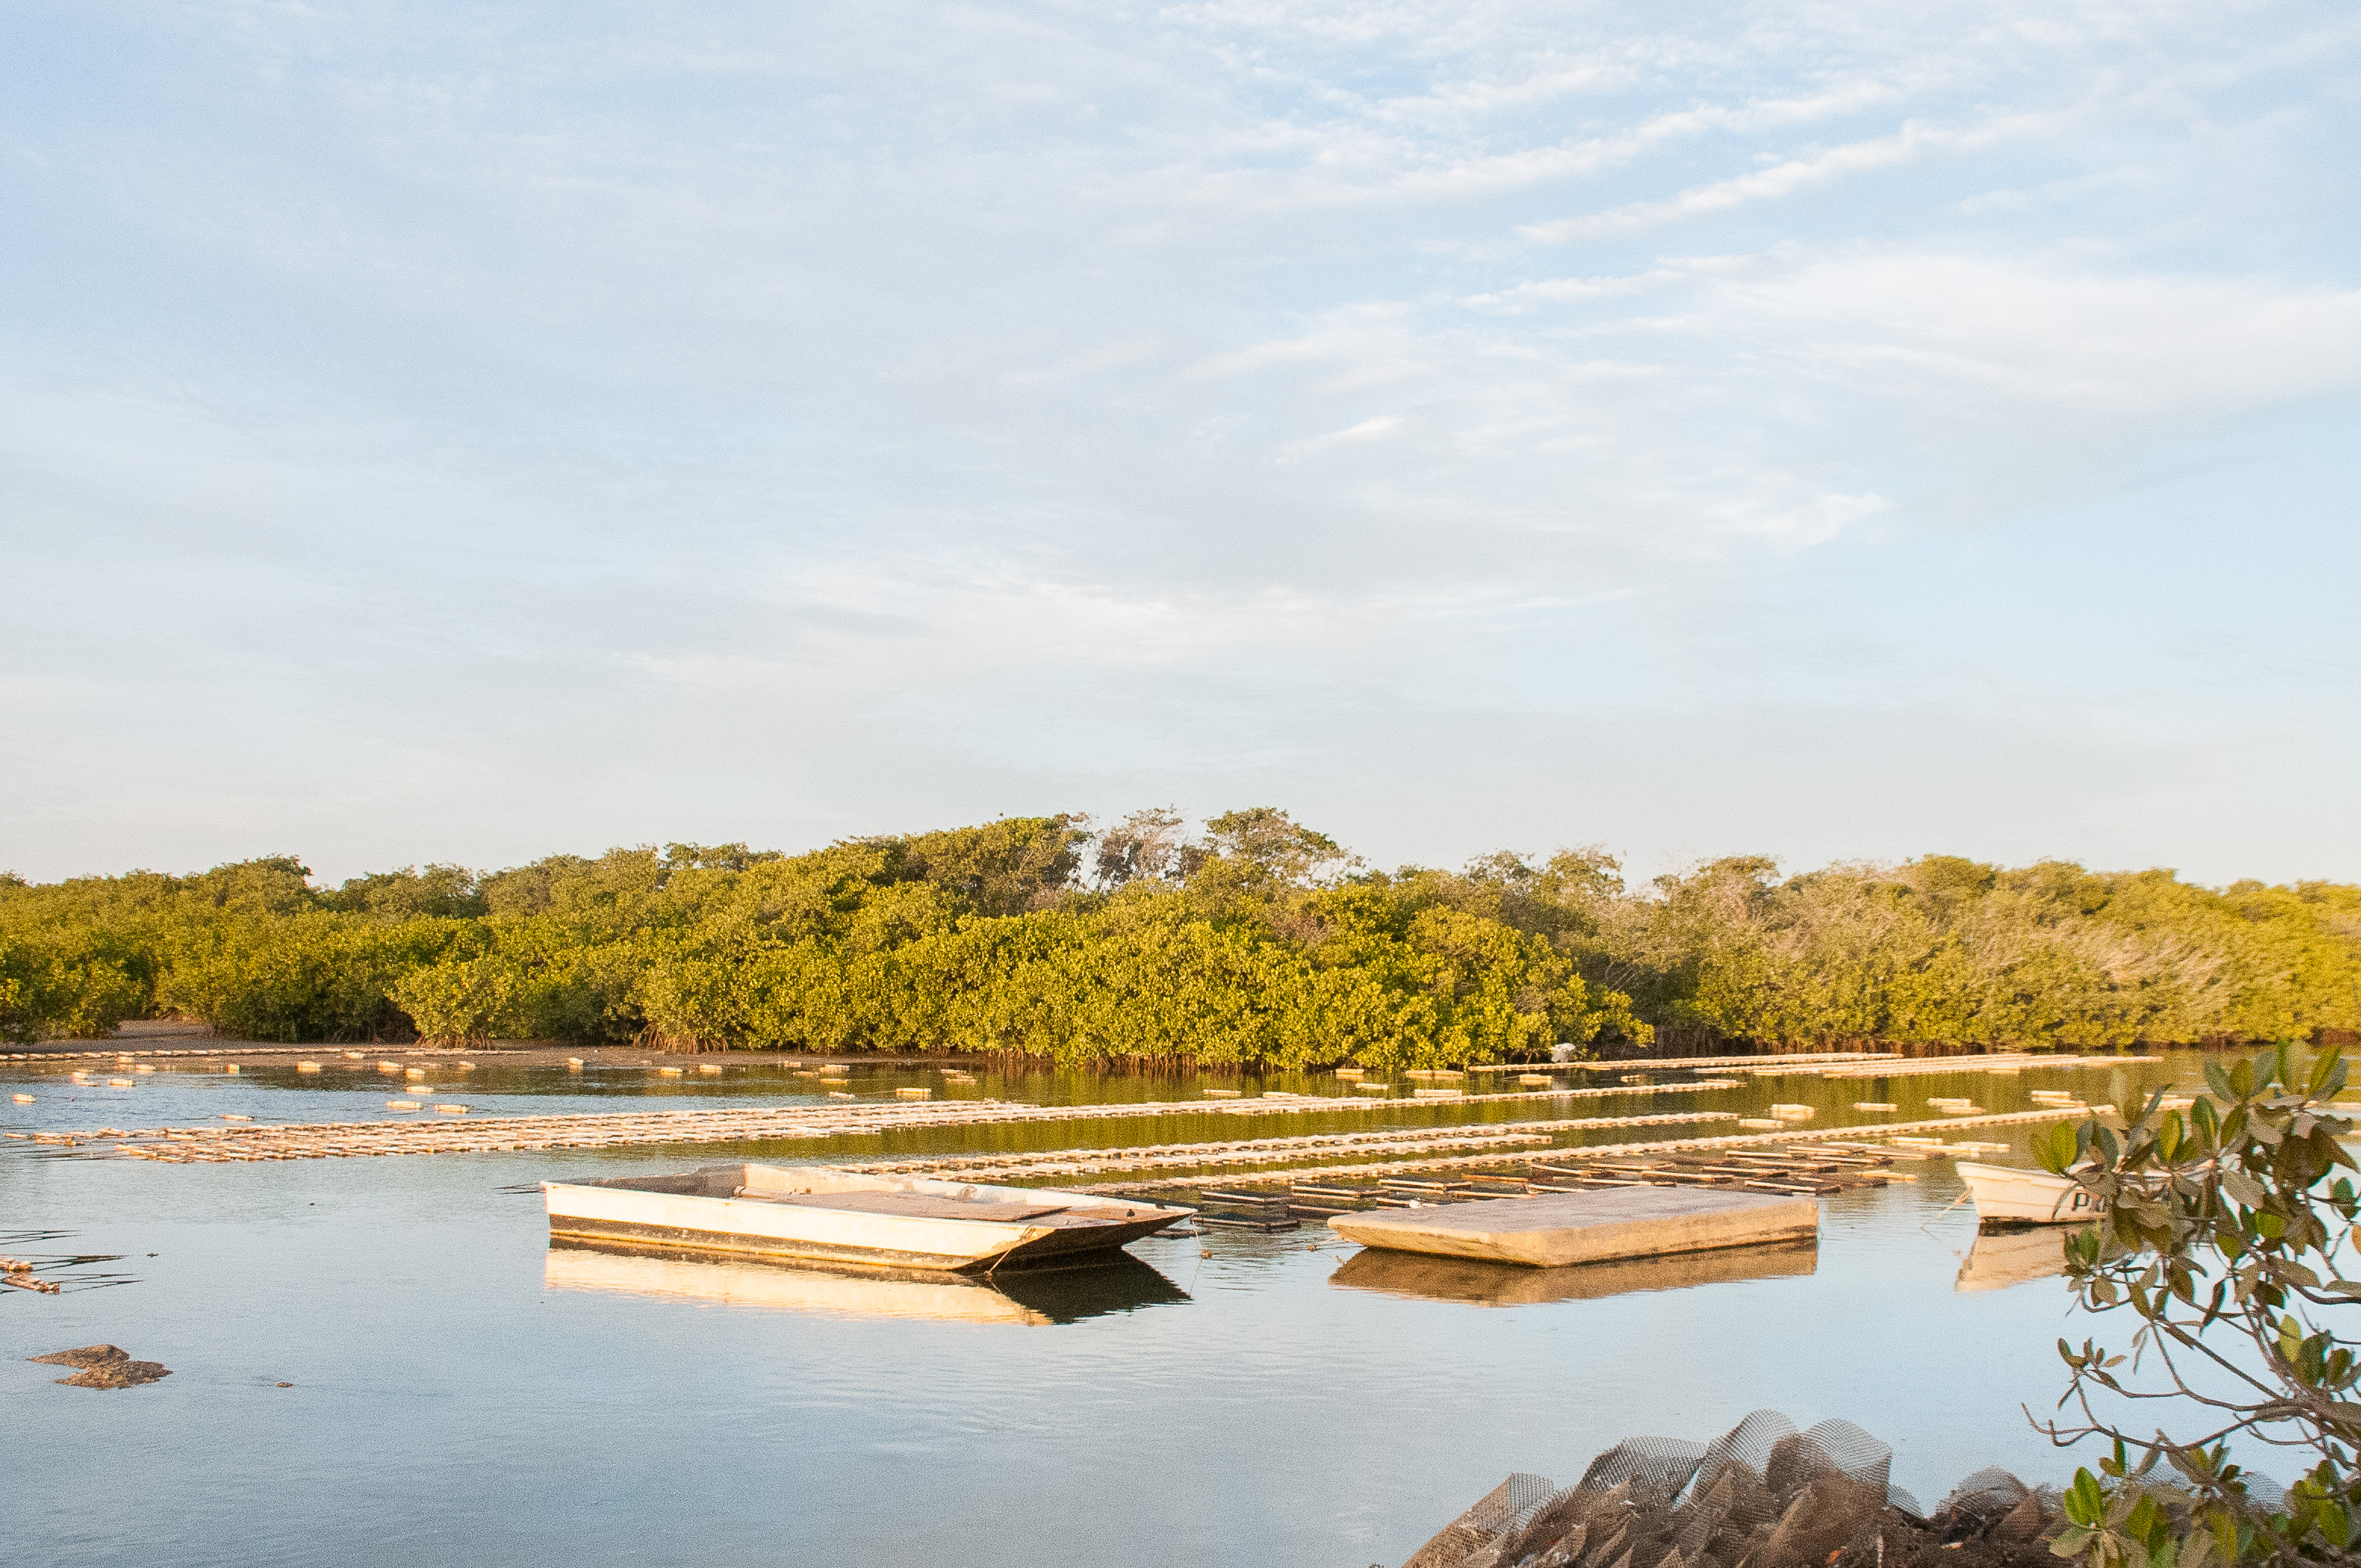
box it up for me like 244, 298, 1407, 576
1327, 1237, 1818, 1306
545, 1240, 1188, 1324
5, 1041, 2200, 1181
1955, 1225, 2070, 1293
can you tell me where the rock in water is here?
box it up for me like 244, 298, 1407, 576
29, 1344, 173, 1388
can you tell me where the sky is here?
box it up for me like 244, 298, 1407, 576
4, 1, 2358, 889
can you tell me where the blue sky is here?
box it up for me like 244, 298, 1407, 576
5, 1, 2357, 887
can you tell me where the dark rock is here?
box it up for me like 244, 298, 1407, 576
29, 1344, 173, 1389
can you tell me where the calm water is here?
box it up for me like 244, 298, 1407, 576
3, 1051, 2214, 1567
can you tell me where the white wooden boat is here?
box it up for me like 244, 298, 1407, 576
1955, 1160, 2110, 1224
542, 1162, 1193, 1273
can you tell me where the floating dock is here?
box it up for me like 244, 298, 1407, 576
1328, 1236, 1817, 1306
1327, 1185, 1819, 1268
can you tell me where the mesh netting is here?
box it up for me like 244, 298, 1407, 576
1396, 1411, 2062, 1568
1404, 1474, 1562, 1568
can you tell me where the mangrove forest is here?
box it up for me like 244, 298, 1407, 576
4, 808, 2358, 1066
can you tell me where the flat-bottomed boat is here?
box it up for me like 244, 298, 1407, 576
1955, 1159, 2109, 1225
542, 1162, 1192, 1273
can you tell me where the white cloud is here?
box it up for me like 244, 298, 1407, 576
1519, 112, 2061, 242
1000, 338, 1165, 385
1281, 413, 1408, 455
3, 0, 2359, 883
1710, 252, 2361, 416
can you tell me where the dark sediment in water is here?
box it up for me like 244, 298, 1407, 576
29, 1344, 173, 1389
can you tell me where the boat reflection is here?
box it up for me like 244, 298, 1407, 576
1329, 1237, 1818, 1307
1955, 1225, 2069, 1293
545, 1240, 1190, 1325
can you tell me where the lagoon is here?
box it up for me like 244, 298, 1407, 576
3, 1051, 2203, 1567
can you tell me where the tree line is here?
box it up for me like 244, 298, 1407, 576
4, 808, 2356, 1065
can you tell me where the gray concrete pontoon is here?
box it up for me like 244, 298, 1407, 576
1327, 1185, 1818, 1268
1329, 1234, 1817, 1305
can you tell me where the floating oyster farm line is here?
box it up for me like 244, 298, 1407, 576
4, 1049, 2151, 1258
13, 1092, 2093, 1174
8, 1077, 1744, 1161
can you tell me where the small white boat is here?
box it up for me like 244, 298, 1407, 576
543, 1162, 1193, 1273
1955, 1160, 2110, 1224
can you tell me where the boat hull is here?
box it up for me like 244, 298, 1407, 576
546, 1241, 1062, 1322
545, 1209, 1049, 1272
543, 1163, 1190, 1274
1955, 1160, 2110, 1225
544, 1239, 1192, 1323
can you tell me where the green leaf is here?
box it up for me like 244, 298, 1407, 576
2219, 1169, 2269, 1209
2070, 1468, 2107, 1526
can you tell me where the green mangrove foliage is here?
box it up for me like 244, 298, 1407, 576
3, 812, 2358, 1062
2039, 1046, 2361, 1567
